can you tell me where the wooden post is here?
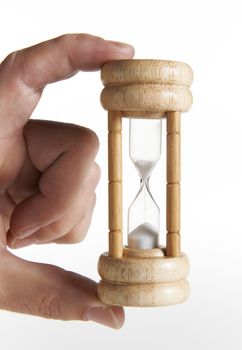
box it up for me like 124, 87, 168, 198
166, 111, 181, 257
108, 110, 123, 258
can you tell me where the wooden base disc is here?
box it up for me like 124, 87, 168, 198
97, 247, 190, 307
97, 279, 190, 307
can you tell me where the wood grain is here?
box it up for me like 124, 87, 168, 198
97, 247, 190, 306
166, 112, 181, 257
108, 111, 123, 258
101, 59, 193, 87
101, 84, 192, 113
97, 279, 190, 307
98, 249, 189, 284
101, 60, 193, 114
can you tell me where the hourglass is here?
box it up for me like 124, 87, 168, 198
97, 59, 193, 306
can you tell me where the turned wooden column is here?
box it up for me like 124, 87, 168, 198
166, 111, 181, 257
108, 111, 123, 258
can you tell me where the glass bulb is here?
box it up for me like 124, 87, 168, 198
128, 118, 162, 249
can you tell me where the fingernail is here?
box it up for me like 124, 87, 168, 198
84, 306, 122, 329
17, 225, 41, 239
108, 40, 134, 52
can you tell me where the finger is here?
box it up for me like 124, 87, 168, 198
53, 194, 96, 244
9, 121, 100, 238
0, 34, 134, 138
0, 250, 124, 328
8, 193, 96, 248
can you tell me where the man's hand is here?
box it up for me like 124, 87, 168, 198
0, 34, 134, 328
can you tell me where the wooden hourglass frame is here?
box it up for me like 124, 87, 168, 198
97, 59, 193, 307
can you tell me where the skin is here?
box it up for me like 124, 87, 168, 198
0, 34, 134, 328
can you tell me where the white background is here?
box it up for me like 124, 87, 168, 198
0, 0, 242, 349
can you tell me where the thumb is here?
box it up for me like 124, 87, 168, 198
0, 224, 124, 329
0, 252, 124, 328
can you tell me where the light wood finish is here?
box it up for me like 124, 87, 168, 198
98, 59, 193, 307
101, 84, 192, 114
98, 248, 189, 284
97, 247, 189, 307
101, 60, 193, 87
123, 246, 164, 258
108, 111, 123, 258
98, 280, 190, 307
166, 111, 181, 257
101, 60, 193, 115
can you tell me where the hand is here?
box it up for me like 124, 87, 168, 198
0, 34, 134, 328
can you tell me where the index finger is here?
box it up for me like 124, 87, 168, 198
0, 34, 134, 137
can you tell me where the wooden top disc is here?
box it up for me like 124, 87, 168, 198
101, 59, 193, 87
100, 59, 193, 114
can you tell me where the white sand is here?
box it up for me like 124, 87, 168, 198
128, 222, 159, 249
133, 160, 156, 181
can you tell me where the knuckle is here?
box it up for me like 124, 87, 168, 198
63, 124, 99, 158
57, 33, 79, 46
38, 294, 61, 319
2, 51, 18, 67
94, 162, 101, 179
58, 33, 90, 44
57, 33, 73, 42
83, 127, 100, 153
68, 232, 86, 244
64, 33, 102, 44
73, 126, 99, 154
76, 229, 88, 243
68, 222, 88, 244
91, 162, 101, 186
56, 221, 88, 244
92, 193, 97, 208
